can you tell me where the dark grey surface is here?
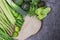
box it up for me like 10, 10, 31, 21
26, 0, 60, 40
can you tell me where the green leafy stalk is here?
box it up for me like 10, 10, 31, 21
32, 0, 40, 5
0, 37, 5, 40
0, 20, 12, 35
0, 7, 14, 36
0, 7, 10, 26
0, 24, 6, 33
35, 7, 51, 20
9, 6, 23, 20
0, 29, 13, 40
0, 7, 14, 29
0, 16, 13, 33
6, 0, 27, 17
28, 4, 37, 16
0, 0, 16, 25
28, 0, 40, 16
9, 6, 24, 32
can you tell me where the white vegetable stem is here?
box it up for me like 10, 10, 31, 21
16, 15, 41, 40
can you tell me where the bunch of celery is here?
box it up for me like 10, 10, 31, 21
0, 0, 24, 39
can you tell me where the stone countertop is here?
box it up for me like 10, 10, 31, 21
26, 0, 60, 40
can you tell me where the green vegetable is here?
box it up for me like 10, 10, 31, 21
9, 7, 19, 18
13, 31, 18, 37
9, 6, 23, 21
0, 18, 13, 36
0, 7, 15, 36
21, 2, 30, 11
0, 7, 11, 25
35, 7, 51, 20
32, 0, 40, 5
9, 6, 24, 31
0, 24, 6, 33
13, 0, 23, 5
16, 19, 23, 25
0, 0, 51, 39
15, 26, 20, 32
0, 16, 13, 33
0, 0, 16, 25
42, 7, 51, 15
6, 0, 27, 17
0, 37, 4, 40
24, 0, 31, 2
28, 0, 40, 16
0, 29, 13, 40
0, 0, 24, 38
35, 7, 45, 15
28, 4, 37, 16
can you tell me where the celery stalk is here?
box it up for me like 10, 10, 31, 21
0, 29, 13, 40
0, 0, 16, 25
0, 24, 6, 33
0, 20, 12, 34
0, 16, 14, 34
0, 7, 12, 26
0, 7, 13, 28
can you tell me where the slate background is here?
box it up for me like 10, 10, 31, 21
26, 0, 60, 40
